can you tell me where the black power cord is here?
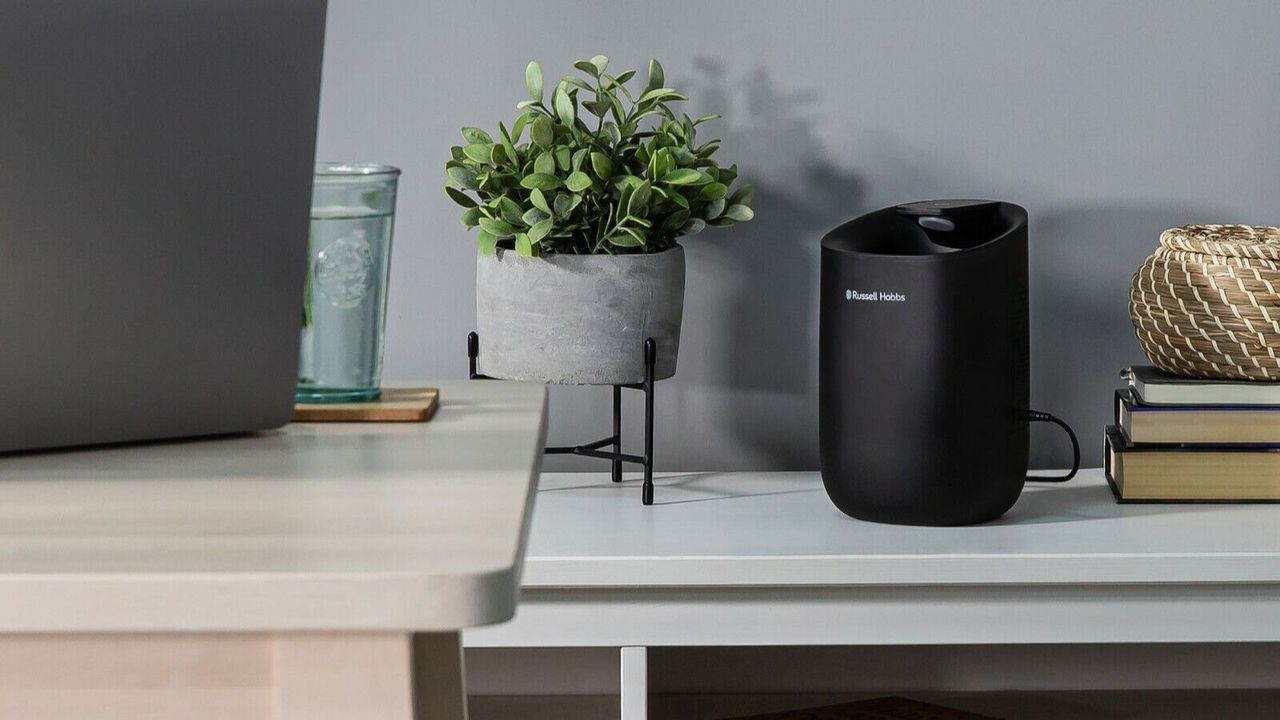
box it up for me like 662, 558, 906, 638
1024, 410, 1080, 482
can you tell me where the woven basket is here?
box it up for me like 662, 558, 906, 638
1129, 224, 1280, 381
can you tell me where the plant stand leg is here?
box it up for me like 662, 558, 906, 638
612, 385, 623, 483
467, 332, 480, 380
642, 338, 655, 506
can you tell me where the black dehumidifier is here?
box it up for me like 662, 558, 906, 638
818, 200, 1079, 526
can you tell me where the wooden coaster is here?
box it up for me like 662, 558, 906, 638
292, 388, 439, 423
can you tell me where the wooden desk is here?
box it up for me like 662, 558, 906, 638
0, 380, 546, 720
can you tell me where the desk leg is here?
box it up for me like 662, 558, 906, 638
273, 633, 415, 720
413, 632, 468, 720
0, 632, 422, 720
620, 646, 647, 720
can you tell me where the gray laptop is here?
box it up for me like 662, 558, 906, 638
0, 1, 328, 452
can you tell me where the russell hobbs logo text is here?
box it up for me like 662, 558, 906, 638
845, 289, 907, 302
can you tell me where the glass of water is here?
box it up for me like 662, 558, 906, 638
296, 162, 400, 403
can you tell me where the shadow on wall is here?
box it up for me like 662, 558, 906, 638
676, 60, 865, 468
1029, 201, 1228, 468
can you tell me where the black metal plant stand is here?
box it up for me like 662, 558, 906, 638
468, 332, 658, 505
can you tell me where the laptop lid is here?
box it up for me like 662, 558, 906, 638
0, 0, 328, 451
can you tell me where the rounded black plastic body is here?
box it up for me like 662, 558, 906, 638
818, 201, 1029, 526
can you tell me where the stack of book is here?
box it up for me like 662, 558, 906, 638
1106, 366, 1280, 502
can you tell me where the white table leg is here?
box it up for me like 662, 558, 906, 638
413, 632, 469, 720
620, 645, 648, 720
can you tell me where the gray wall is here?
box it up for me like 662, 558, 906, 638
316, 0, 1280, 471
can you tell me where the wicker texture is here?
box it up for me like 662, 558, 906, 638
1129, 224, 1280, 381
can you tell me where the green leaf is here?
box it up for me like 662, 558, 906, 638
515, 233, 536, 257
529, 187, 551, 214
616, 184, 634, 219
607, 94, 626, 124
571, 148, 589, 171
462, 143, 492, 164
460, 207, 482, 227
573, 59, 600, 77
608, 227, 645, 247
659, 168, 702, 185
693, 113, 721, 125
696, 139, 721, 158
553, 192, 582, 218
728, 183, 755, 206
510, 113, 530, 142
645, 58, 664, 93
553, 84, 576, 127
722, 204, 754, 222
699, 182, 728, 200
638, 88, 687, 105
590, 55, 609, 75
607, 69, 636, 86
680, 218, 707, 235
583, 99, 611, 117
527, 218, 553, 243
461, 127, 493, 145
496, 125, 518, 164
525, 61, 543, 102
531, 115, 554, 149
497, 196, 525, 226
534, 151, 556, 176
478, 217, 517, 237
705, 198, 726, 219
522, 207, 548, 226
603, 122, 622, 145
447, 166, 479, 190
565, 171, 592, 192
662, 208, 690, 231
618, 175, 645, 190
627, 180, 652, 217
555, 146, 571, 172
519, 173, 562, 190
476, 229, 499, 255
654, 148, 673, 179
672, 146, 697, 166
449, 146, 466, 162
590, 152, 612, 179
445, 186, 476, 208
561, 75, 593, 92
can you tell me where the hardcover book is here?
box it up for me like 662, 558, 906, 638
1123, 366, 1280, 406
1116, 389, 1280, 446
1104, 426, 1280, 502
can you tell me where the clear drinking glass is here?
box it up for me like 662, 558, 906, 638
296, 163, 400, 403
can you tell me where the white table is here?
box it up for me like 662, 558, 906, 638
468, 470, 1280, 718
0, 380, 546, 720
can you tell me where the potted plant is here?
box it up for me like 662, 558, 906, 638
445, 56, 754, 384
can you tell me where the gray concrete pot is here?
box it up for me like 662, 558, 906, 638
475, 246, 685, 384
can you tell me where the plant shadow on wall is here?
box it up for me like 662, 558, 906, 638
677, 60, 864, 468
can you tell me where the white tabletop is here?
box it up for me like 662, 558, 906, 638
525, 470, 1280, 587
0, 380, 547, 633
